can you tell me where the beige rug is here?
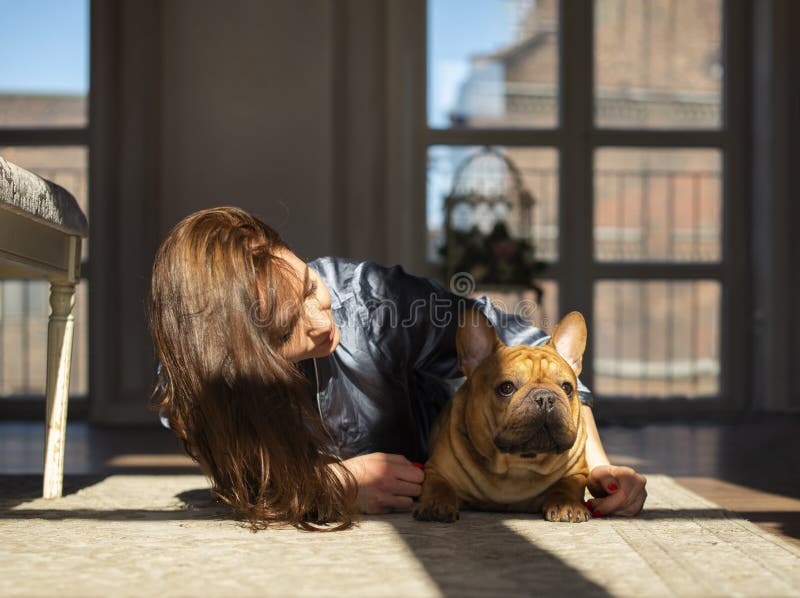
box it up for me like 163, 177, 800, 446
1, 474, 799, 597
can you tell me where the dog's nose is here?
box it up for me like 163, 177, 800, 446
532, 390, 556, 413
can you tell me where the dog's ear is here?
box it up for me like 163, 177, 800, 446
549, 311, 587, 376
457, 310, 502, 377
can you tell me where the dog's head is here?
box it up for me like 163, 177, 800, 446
456, 311, 587, 457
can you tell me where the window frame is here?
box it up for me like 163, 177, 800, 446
421, 0, 752, 416
0, 8, 91, 418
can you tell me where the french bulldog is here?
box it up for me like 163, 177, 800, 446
413, 310, 590, 523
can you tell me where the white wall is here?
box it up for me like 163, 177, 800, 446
92, 0, 355, 423
160, 0, 335, 260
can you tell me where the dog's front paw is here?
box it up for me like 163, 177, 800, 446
413, 499, 460, 523
413, 470, 460, 523
542, 499, 591, 523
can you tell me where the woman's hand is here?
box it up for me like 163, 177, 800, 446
581, 405, 647, 517
586, 465, 647, 517
339, 453, 424, 514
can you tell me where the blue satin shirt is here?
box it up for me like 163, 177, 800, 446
299, 257, 593, 463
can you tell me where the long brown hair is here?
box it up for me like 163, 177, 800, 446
148, 206, 357, 530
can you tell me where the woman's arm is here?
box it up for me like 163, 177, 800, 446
333, 453, 424, 514
582, 405, 648, 516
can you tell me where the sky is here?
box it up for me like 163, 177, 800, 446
0, 0, 89, 94
428, 0, 518, 127
426, 1, 521, 230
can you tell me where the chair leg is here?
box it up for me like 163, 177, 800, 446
43, 281, 77, 499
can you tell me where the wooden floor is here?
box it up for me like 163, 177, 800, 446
599, 415, 800, 549
2, 416, 799, 548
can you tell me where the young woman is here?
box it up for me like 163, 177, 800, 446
149, 206, 646, 530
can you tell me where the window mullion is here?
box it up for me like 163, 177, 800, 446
594, 262, 724, 280
0, 128, 89, 146
559, 0, 595, 389
721, 0, 753, 410
592, 130, 727, 148
426, 129, 560, 147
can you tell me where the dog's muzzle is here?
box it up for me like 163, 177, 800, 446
531, 388, 557, 413
492, 388, 576, 455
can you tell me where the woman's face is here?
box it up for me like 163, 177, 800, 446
274, 249, 340, 362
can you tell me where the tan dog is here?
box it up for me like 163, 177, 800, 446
413, 310, 590, 523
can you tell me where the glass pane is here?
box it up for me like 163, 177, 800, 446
0, 280, 88, 396
0, 146, 89, 260
593, 280, 720, 398
0, 146, 89, 398
428, 145, 559, 268
0, 0, 89, 127
469, 280, 559, 332
428, 0, 559, 128
594, 0, 722, 129
594, 148, 721, 262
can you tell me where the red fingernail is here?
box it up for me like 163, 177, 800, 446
411, 462, 424, 469
592, 510, 603, 518
608, 483, 618, 492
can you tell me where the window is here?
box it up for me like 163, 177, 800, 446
0, 0, 90, 401
425, 0, 745, 407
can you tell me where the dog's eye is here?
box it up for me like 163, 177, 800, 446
560, 381, 574, 396
496, 381, 516, 397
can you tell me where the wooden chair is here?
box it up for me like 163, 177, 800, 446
0, 156, 88, 498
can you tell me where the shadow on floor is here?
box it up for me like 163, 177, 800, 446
600, 415, 800, 501
0, 507, 230, 521
175, 487, 216, 508
387, 513, 611, 597
0, 484, 233, 521
736, 511, 800, 544
0, 474, 109, 509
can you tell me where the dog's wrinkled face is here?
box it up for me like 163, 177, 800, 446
456, 311, 587, 457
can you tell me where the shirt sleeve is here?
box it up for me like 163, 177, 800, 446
373, 263, 594, 408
